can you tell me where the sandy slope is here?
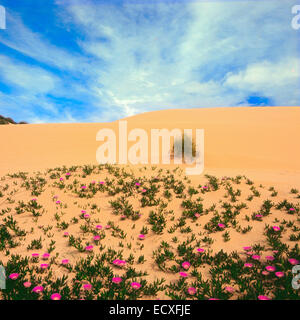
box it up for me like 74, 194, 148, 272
0, 106, 300, 300
1, 106, 300, 188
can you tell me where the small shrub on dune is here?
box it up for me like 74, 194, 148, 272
170, 133, 197, 163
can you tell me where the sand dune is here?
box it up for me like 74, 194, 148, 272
1, 106, 300, 300
1, 106, 300, 188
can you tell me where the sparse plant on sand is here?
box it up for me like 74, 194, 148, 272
170, 133, 197, 163
0, 165, 299, 300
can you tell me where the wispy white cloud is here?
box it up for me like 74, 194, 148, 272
0, 0, 299, 123
0, 12, 90, 73
0, 55, 61, 117
59, 0, 300, 119
225, 58, 300, 105
0, 55, 58, 94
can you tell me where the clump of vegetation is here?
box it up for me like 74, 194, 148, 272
0, 115, 28, 125
171, 132, 197, 163
0, 164, 299, 300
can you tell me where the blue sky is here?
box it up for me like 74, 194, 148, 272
0, 0, 299, 123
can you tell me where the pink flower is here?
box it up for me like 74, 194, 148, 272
105, 225, 111, 229
272, 226, 280, 232
179, 272, 188, 277
31, 198, 37, 202
85, 245, 94, 251
262, 271, 269, 276
135, 183, 141, 186
246, 251, 254, 256
252, 255, 261, 260
56, 200, 61, 204
218, 223, 225, 229
275, 271, 285, 278
255, 214, 263, 219
288, 258, 299, 265
81, 210, 86, 214
208, 298, 220, 300
23, 281, 32, 288
51, 293, 62, 300
265, 256, 274, 261
59, 177, 64, 181
196, 248, 205, 253
142, 189, 147, 193
65, 172, 71, 176
42, 253, 50, 260
81, 185, 87, 189
118, 260, 126, 266
63, 232, 69, 237
61, 259, 69, 265
194, 213, 200, 218
96, 225, 102, 230
182, 261, 191, 270
131, 282, 141, 289
32, 286, 44, 293
138, 234, 145, 240
289, 208, 295, 212
244, 263, 253, 268
120, 215, 126, 220
9, 273, 19, 280
224, 286, 235, 293
112, 277, 122, 284
99, 181, 105, 185
113, 259, 126, 267
243, 246, 252, 251
32, 253, 39, 258
187, 287, 197, 295
93, 235, 100, 241
84, 214, 90, 219
40, 263, 49, 269
83, 283, 92, 291
258, 295, 271, 300
265, 266, 276, 272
